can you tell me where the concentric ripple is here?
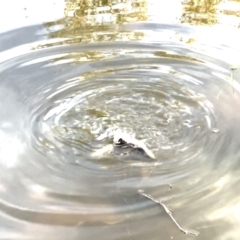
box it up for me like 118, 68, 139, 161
28, 43, 218, 172
1, 23, 240, 240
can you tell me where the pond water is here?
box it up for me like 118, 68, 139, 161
1, 0, 240, 239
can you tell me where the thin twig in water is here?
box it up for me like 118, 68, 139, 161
139, 190, 199, 236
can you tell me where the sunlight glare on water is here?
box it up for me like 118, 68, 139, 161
0, 0, 240, 240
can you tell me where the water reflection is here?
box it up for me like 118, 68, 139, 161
64, 0, 148, 24
0, 0, 240, 240
182, 0, 220, 25
44, 0, 148, 45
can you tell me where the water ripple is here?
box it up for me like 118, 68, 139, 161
1, 23, 240, 240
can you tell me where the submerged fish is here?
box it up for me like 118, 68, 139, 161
92, 128, 155, 160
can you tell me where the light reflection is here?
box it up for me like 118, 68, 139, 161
148, 0, 182, 23
0, 0, 65, 33
206, 174, 240, 239
0, 129, 24, 168
29, 184, 47, 200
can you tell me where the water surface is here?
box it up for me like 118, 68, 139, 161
1, 1, 240, 239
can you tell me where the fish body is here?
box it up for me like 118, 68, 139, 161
92, 128, 155, 160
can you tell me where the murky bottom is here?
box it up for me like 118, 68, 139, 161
1, 23, 240, 240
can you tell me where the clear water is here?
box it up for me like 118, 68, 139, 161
1, 1, 240, 239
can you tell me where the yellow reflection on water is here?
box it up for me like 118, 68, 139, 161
42, 0, 148, 45
181, 0, 220, 25
61, 0, 240, 28
34, 0, 240, 70
65, 0, 148, 25
41, 0, 240, 44
0, 0, 239, 35
181, 0, 240, 27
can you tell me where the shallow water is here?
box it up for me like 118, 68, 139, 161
1, 1, 240, 239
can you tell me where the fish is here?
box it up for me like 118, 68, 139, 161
91, 128, 155, 160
